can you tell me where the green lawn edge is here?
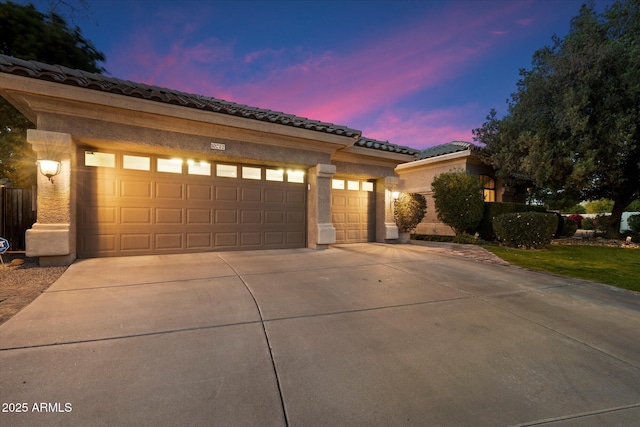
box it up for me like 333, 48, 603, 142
483, 244, 640, 293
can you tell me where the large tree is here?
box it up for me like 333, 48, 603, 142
0, 1, 105, 187
473, 0, 640, 237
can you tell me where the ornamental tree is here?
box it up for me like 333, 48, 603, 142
473, 0, 640, 237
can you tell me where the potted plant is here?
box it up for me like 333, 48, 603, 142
394, 193, 427, 243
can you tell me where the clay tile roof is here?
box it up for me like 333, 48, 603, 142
354, 137, 421, 156
0, 54, 361, 138
416, 141, 476, 160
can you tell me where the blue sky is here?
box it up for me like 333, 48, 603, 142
17, 0, 615, 148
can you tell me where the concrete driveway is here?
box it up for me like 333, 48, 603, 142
1, 243, 639, 426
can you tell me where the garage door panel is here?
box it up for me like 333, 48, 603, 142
287, 231, 305, 244
265, 211, 284, 224
241, 210, 262, 224
156, 182, 183, 199
77, 150, 306, 257
215, 233, 238, 247
332, 195, 346, 207
156, 234, 183, 250
287, 211, 305, 224
187, 233, 211, 248
121, 207, 152, 224
287, 190, 305, 203
241, 232, 262, 246
121, 180, 152, 198
186, 184, 212, 200
215, 210, 238, 224
242, 188, 262, 202
156, 208, 183, 224
80, 206, 117, 225
215, 186, 238, 201
80, 233, 117, 253
82, 178, 117, 197
121, 233, 152, 251
265, 232, 284, 245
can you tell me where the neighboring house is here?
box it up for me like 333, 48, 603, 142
0, 55, 419, 265
395, 141, 527, 236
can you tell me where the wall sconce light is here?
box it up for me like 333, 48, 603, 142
392, 191, 400, 199
37, 160, 61, 183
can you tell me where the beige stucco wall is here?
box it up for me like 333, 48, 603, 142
395, 151, 511, 236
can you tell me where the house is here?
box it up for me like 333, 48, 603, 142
395, 141, 527, 236
1, 55, 521, 265
0, 55, 421, 265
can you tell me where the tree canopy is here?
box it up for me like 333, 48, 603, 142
473, 0, 640, 237
0, 1, 105, 187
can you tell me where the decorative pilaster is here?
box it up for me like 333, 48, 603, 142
25, 130, 76, 266
307, 164, 336, 249
376, 176, 399, 242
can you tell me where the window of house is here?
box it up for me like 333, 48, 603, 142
362, 181, 374, 192
479, 175, 496, 202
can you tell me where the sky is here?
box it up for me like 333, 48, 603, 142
16, 0, 616, 149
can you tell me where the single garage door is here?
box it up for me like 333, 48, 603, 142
77, 148, 306, 258
331, 177, 375, 244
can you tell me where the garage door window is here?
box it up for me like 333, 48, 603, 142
266, 169, 284, 182
157, 158, 183, 173
332, 179, 345, 190
287, 170, 305, 183
85, 151, 115, 168
242, 166, 261, 180
347, 180, 360, 191
217, 164, 238, 178
362, 181, 374, 192
123, 155, 151, 171
188, 160, 211, 176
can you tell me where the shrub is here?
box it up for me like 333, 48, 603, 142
394, 193, 427, 233
493, 212, 558, 249
431, 172, 484, 235
477, 202, 547, 240
593, 214, 611, 233
562, 217, 578, 237
582, 217, 595, 230
628, 215, 640, 233
567, 213, 584, 228
452, 233, 478, 244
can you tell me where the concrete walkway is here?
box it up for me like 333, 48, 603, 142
1, 243, 639, 426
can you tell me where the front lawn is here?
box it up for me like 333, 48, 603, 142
484, 244, 640, 292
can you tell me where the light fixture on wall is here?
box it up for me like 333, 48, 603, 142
37, 159, 61, 183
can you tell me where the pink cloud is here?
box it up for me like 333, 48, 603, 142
361, 105, 482, 149
106, 1, 534, 147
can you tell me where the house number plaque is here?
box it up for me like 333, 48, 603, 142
210, 143, 226, 151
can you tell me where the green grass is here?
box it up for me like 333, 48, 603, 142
484, 244, 640, 292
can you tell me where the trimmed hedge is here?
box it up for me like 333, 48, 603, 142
493, 212, 558, 249
478, 202, 548, 241
562, 217, 578, 237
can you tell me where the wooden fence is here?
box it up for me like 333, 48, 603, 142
0, 186, 37, 252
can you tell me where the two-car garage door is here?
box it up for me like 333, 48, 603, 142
77, 149, 307, 258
